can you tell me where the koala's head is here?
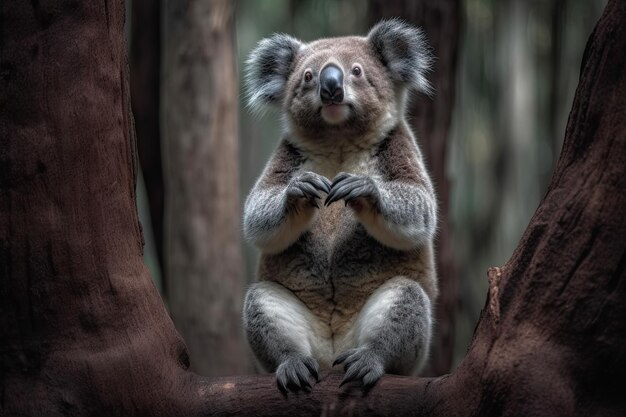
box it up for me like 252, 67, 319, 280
246, 19, 433, 143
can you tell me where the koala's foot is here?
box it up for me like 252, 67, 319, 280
276, 354, 320, 393
333, 346, 385, 387
286, 171, 331, 210
325, 172, 380, 210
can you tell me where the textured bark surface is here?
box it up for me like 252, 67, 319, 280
1, 0, 624, 416
130, 0, 165, 273
0, 1, 189, 415
161, 0, 250, 375
368, 0, 461, 376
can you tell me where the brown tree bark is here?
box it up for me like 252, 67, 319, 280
0, 1, 190, 415
161, 0, 250, 375
1, 0, 624, 416
367, 0, 461, 376
130, 0, 165, 274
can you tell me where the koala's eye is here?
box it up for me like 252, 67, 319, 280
351, 65, 362, 77
304, 70, 313, 82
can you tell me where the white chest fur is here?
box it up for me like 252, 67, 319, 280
301, 144, 378, 180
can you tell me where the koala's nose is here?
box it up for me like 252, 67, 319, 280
320, 64, 344, 104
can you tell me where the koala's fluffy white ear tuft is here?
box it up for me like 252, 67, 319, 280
367, 19, 434, 96
245, 34, 303, 113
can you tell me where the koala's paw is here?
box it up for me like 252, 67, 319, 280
333, 347, 385, 388
325, 173, 380, 210
286, 171, 331, 209
276, 354, 320, 393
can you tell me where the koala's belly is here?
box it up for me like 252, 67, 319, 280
257, 204, 426, 336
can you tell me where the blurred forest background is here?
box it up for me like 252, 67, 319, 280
127, 0, 607, 377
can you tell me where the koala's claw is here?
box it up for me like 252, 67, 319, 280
276, 354, 320, 393
334, 347, 385, 388
286, 172, 331, 205
325, 173, 379, 207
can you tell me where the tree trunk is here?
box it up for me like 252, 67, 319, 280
548, 0, 567, 167
0, 1, 190, 415
130, 0, 165, 275
161, 0, 250, 375
2, 0, 624, 416
367, 0, 461, 376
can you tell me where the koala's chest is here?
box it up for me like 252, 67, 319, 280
257, 150, 417, 330
302, 146, 378, 181
310, 202, 368, 266
293, 151, 393, 283
258, 192, 415, 333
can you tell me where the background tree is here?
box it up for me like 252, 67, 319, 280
449, 0, 607, 365
1, 0, 189, 414
130, 0, 165, 280
161, 0, 250, 375
367, 0, 461, 376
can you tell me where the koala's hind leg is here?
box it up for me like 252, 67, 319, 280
334, 277, 432, 387
243, 281, 328, 392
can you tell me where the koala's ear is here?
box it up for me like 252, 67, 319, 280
367, 19, 434, 95
245, 34, 303, 112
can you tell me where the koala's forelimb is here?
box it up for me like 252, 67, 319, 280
326, 172, 437, 250
244, 171, 331, 254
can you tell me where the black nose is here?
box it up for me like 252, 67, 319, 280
320, 64, 344, 104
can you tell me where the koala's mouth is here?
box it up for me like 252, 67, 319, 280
320, 103, 350, 125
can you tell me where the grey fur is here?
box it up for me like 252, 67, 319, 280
368, 18, 434, 95
243, 170, 330, 250
243, 282, 320, 392
242, 20, 438, 392
242, 185, 286, 246
245, 33, 303, 113
325, 172, 437, 248
375, 179, 437, 247
243, 284, 295, 370
334, 278, 432, 387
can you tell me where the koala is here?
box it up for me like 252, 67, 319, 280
242, 19, 438, 392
